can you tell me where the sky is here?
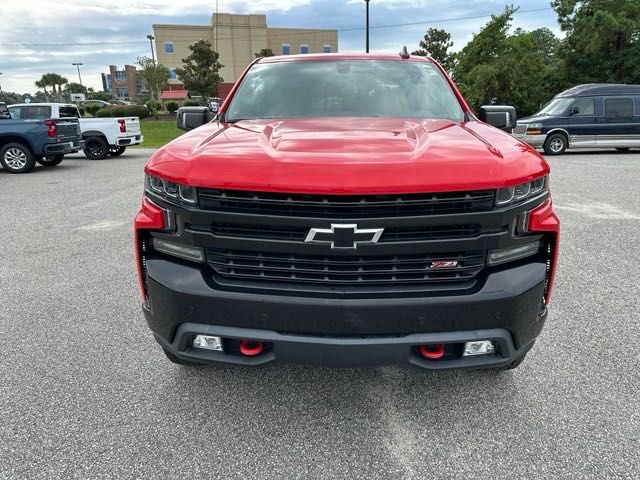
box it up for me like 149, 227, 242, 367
0, 0, 560, 95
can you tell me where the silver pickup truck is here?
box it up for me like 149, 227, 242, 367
8, 103, 143, 160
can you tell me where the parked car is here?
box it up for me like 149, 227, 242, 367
80, 99, 112, 108
137, 53, 559, 371
513, 83, 640, 155
8, 103, 144, 160
0, 102, 82, 173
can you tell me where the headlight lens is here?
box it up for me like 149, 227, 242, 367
496, 176, 548, 207
145, 174, 197, 204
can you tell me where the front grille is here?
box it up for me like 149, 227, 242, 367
206, 248, 485, 285
190, 223, 485, 243
198, 189, 495, 218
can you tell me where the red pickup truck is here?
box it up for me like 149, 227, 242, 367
135, 53, 559, 371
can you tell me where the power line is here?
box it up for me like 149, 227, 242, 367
0, 7, 553, 49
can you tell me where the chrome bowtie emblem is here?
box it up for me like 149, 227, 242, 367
305, 224, 384, 249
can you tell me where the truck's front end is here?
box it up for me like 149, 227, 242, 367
134, 54, 559, 370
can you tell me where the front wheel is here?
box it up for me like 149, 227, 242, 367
0, 142, 36, 173
109, 146, 127, 157
36, 154, 64, 166
83, 136, 109, 160
543, 133, 568, 155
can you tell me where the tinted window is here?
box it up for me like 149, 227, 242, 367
59, 106, 80, 118
24, 106, 52, 119
0, 104, 11, 119
7, 106, 22, 119
605, 98, 633, 120
226, 60, 464, 122
570, 98, 595, 116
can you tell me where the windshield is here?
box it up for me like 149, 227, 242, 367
225, 60, 464, 122
536, 97, 573, 116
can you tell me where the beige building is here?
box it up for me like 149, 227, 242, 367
153, 12, 338, 96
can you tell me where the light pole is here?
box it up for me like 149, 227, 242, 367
365, 0, 370, 53
72, 63, 83, 86
146, 35, 156, 64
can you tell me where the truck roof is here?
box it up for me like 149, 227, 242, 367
556, 83, 640, 98
258, 52, 434, 64
10, 103, 77, 107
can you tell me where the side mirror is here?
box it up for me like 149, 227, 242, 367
176, 106, 214, 131
478, 105, 517, 132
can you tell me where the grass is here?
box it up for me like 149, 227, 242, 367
133, 119, 184, 149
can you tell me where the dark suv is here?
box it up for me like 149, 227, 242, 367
513, 83, 640, 155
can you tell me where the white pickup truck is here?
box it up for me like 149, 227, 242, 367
8, 103, 144, 160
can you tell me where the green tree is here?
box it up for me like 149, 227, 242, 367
84, 103, 102, 117
551, 0, 640, 83
136, 56, 170, 101
453, 6, 556, 116
254, 48, 275, 58
87, 91, 113, 102
65, 82, 87, 94
176, 40, 224, 98
412, 28, 455, 71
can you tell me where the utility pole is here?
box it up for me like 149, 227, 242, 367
147, 35, 156, 64
72, 63, 83, 86
365, 0, 370, 53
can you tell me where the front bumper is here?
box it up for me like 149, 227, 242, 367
144, 258, 548, 369
513, 134, 546, 148
44, 140, 84, 154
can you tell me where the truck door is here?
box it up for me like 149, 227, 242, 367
567, 97, 597, 147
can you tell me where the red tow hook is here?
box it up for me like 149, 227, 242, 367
418, 343, 445, 360
239, 339, 264, 356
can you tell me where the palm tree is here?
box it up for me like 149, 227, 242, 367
35, 76, 50, 101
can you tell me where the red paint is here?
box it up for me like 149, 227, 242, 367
418, 343, 446, 360
528, 199, 560, 303
133, 197, 166, 298
239, 340, 264, 356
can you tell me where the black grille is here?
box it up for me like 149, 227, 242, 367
206, 248, 485, 285
189, 223, 485, 243
198, 189, 496, 218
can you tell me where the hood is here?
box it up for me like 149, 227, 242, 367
146, 117, 548, 194
517, 115, 554, 124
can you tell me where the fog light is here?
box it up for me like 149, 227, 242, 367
193, 335, 223, 351
152, 238, 204, 262
463, 340, 495, 356
487, 241, 540, 266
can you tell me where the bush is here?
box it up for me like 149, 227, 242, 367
96, 105, 150, 119
145, 100, 162, 113
84, 103, 102, 117
166, 101, 179, 113
183, 99, 200, 107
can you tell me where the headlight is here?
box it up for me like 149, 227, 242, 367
496, 175, 548, 207
145, 174, 197, 204
526, 123, 542, 130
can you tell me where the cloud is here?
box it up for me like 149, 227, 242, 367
0, 0, 558, 94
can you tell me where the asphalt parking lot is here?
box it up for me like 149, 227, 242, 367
1, 148, 639, 479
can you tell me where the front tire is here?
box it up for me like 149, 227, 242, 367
109, 146, 127, 156
83, 136, 109, 160
543, 133, 568, 155
0, 142, 36, 173
36, 154, 64, 166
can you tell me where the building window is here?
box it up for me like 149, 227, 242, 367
116, 87, 129, 99
168, 69, 177, 80
281, 43, 290, 55
300, 44, 309, 54
164, 42, 174, 54
115, 70, 127, 83
323, 45, 332, 53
